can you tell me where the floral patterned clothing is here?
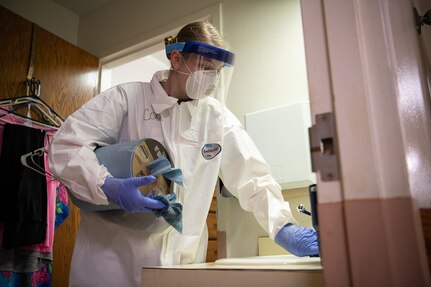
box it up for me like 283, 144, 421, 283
0, 263, 52, 287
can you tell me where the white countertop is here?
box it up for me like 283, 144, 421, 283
142, 255, 324, 287
145, 255, 322, 270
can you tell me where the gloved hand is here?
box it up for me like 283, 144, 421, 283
101, 176, 166, 213
275, 223, 319, 257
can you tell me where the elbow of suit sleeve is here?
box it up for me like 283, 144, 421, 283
48, 135, 111, 205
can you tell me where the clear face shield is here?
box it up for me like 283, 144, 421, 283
166, 41, 235, 104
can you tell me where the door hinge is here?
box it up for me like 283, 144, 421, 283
308, 112, 339, 181
414, 7, 431, 35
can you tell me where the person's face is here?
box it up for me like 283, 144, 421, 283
171, 51, 223, 99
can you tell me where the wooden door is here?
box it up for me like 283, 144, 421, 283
301, 0, 431, 286
0, 5, 32, 100
34, 27, 99, 287
0, 5, 99, 286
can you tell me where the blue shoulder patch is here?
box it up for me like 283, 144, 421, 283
201, 143, 221, 160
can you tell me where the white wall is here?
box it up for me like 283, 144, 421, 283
0, 0, 79, 45
223, 0, 308, 123
100, 50, 170, 92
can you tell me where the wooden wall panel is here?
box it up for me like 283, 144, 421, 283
0, 5, 32, 100
0, 6, 99, 287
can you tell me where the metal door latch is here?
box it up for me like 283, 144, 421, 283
308, 112, 339, 181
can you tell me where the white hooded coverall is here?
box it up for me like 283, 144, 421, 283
48, 71, 296, 287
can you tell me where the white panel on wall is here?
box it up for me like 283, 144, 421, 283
245, 101, 316, 189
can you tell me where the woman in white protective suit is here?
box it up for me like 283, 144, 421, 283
48, 21, 319, 287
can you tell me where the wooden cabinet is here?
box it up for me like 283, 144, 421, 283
0, 6, 99, 286
206, 192, 218, 262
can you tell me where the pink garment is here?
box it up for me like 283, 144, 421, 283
0, 113, 60, 252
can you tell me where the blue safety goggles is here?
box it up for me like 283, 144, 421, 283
165, 41, 235, 67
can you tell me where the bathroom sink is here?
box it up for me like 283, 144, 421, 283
214, 255, 321, 267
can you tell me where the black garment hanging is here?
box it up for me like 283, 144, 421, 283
0, 123, 47, 249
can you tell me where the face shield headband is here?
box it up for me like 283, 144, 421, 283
165, 41, 235, 67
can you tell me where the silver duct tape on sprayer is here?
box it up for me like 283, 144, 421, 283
95, 138, 173, 195
68, 138, 179, 212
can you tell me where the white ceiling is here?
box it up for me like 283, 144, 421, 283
52, 0, 114, 16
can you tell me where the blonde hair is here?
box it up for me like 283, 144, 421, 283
165, 22, 227, 59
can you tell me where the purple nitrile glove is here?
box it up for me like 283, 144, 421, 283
101, 176, 166, 213
275, 223, 319, 257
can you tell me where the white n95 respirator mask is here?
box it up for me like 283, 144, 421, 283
184, 69, 220, 100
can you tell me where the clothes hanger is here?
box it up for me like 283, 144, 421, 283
2, 97, 62, 127
0, 107, 59, 132
20, 147, 57, 179
0, 78, 64, 128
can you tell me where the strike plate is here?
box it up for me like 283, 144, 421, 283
308, 112, 339, 181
